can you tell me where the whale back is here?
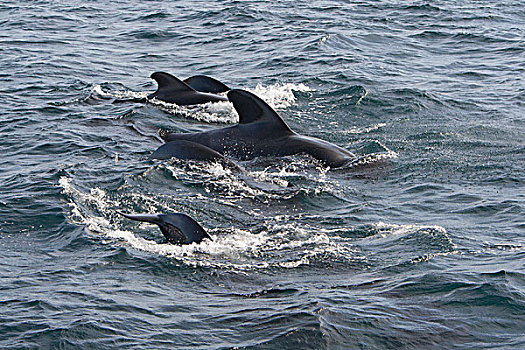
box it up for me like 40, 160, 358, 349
150, 140, 243, 171
150, 140, 226, 161
159, 213, 211, 244
148, 72, 228, 104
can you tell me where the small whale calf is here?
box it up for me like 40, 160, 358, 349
119, 211, 211, 244
155, 89, 358, 168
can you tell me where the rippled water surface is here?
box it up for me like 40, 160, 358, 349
1, 1, 524, 349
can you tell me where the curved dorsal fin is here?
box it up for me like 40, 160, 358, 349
227, 89, 292, 132
150, 72, 195, 93
183, 75, 230, 93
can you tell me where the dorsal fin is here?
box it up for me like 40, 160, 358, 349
227, 89, 292, 132
183, 75, 230, 93
150, 72, 195, 93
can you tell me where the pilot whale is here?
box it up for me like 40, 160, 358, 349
112, 72, 230, 105
155, 89, 358, 168
147, 72, 229, 105
182, 74, 230, 94
150, 139, 295, 194
119, 211, 211, 245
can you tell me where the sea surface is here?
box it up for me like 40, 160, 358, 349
1, 1, 524, 349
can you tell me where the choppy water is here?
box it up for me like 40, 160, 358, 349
1, 1, 524, 349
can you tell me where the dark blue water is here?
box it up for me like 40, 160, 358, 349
1, 1, 524, 349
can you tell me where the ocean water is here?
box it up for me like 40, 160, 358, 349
1, 1, 524, 349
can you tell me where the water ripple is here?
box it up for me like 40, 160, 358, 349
1, 0, 524, 348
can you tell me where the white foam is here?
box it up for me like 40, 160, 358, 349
150, 82, 311, 123
164, 161, 295, 201
345, 150, 398, 168
61, 175, 453, 270
365, 221, 455, 254
248, 82, 312, 110
343, 122, 388, 134
93, 82, 312, 124
247, 169, 290, 188
149, 98, 236, 124
59, 175, 364, 269
165, 162, 265, 198
92, 84, 148, 100
369, 221, 448, 238
59, 176, 120, 215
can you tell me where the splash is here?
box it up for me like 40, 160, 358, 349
369, 221, 450, 240
92, 82, 312, 124
148, 98, 236, 123
342, 122, 389, 134
59, 174, 452, 271
247, 82, 312, 110
342, 150, 398, 169
92, 84, 148, 100
361, 222, 456, 266
58, 175, 363, 270
163, 161, 294, 201
161, 158, 345, 201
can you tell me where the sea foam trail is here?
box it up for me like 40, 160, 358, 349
59, 175, 450, 270
58, 176, 339, 270
93, 82, 313, 123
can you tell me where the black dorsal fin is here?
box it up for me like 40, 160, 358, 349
183, 75, 230, 93
150, 72, 195, 93
227, 89, 292, 132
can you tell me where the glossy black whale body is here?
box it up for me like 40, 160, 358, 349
111, 72, 230, 105
182, 74, 230, 94
153, 89, 358, 168
147, 72, 229, 105
119, 212, 211, 245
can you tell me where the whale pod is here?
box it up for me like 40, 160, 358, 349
158, 89, 357, 167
